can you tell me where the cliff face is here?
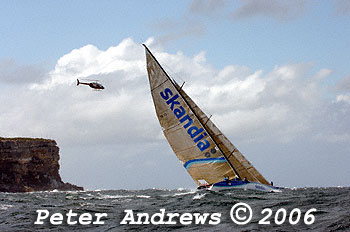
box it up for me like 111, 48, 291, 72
0, 138, 83, 192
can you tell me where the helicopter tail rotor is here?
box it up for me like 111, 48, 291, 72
77, 79, 80, 86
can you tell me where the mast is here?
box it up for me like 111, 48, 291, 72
173, 81, 241, 178
143, 45, 176, 87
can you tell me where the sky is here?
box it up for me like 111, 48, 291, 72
1, 0, 350, 190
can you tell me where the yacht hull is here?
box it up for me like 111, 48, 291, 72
209, 180, 282, 192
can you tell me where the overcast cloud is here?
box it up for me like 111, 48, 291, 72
190, 0, 228, 16
151, 0, 350, 47
0, 60, 49, 85
335, 0, 350, 15
1, 38, 349, 189
231, 0, 307, 21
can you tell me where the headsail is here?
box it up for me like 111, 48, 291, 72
144, 44, 270, 186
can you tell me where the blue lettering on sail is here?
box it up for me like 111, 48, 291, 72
160, 88, 210, 152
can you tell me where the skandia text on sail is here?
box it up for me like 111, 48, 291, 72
160, 88, 210, 152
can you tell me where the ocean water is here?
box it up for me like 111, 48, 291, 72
0, 187, 349, 231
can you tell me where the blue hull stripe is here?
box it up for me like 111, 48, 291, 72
184, 157, 226, 170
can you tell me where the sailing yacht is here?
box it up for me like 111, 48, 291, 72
143, 44, 281, 192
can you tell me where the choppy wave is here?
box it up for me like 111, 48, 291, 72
0, 187, 349, 231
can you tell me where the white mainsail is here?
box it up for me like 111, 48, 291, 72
144, 45, 270, 186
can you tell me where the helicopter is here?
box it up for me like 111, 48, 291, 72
77, 79, 104, 90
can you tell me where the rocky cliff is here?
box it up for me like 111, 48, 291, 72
0, 137, 83, 192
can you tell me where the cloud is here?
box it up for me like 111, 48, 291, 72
335, 0, 350, 15
2, 37, 348, 145
149, 16, 206, 46
189, 0, 228, 16
231, 0, 308, 22
1, 37, 349, 188
313, 98, 350, 144
149, 0, 229, 46
334, 75, 350, 93
1, 38, 158, 147
179, 62, 331, 143
0, 59, 49, 85
150, 0, 309, 46
31, 38, 145, 90
188, 0, 308, 22
336, 95, 350, 104
149, 0, 312, 46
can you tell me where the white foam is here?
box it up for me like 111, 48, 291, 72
0, 204, 13, 210
99, 194, 133, 199
193, 193, 206, 200
173, 191, 196, 196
